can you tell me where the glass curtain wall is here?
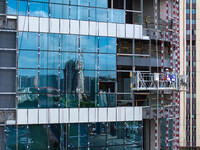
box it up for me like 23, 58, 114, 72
5, 121, 143, 149
17, 32, 117, 108
7, 0, 125, 24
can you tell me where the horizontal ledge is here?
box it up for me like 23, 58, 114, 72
0, 92, 16, 95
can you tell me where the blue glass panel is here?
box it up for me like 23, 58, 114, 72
89, 123, 107, 147
29, 2, 49, 17
7, 0, 17, 15
40, 51, 59, 69
51, 0, 69, 4
65, 94, 79, 107
60, 52, 79, 69
108, 9, 125, 23
90, 8, 107, 22
99, 54, 116, 70
18, 1, 28, 16
18, 125, 28, 149
99, 71, 116, 81
18, 94, 38, 108
90, 0, 107, 8
107, 122, 125, 146
6, 126, 16, 149
80, 93, 97, 107
40, 33, 59, 51
60, 35, 79, 52
71, 0, 89, 6
84, 71, 98, 93
69, 124, 78, 148
18, 69, 38, 93
99, 37, 116, 54
126, 121, 143, 147
49, 125, 64, 149
28, 125, 48, 149
99, 93, 116, 107
18, 50, 38, 68
79, 124, 88, 148
39, 69, 59, 93
80, 36, 98, 53
81, 53, 98, 70
39, 93, 59, 108
50, 4, 69, 19
30, 0, 49, 2
71, 6, 88, 21
18, 32, 38, 50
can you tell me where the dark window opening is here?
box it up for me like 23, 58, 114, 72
117, 39, 133, 54
108, 0, 124, 9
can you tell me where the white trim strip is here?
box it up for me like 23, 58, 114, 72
16, 107, 142, 125
18, 16, 144, 39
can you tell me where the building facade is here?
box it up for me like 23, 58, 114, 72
0, 0, 180, 149
180, 0, 200, 149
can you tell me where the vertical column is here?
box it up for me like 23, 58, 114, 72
166, 0, 169, 40
176, 1, 180, 149
154, 0, 158, 149
172, 0, 177, 149
161, 33, 164, 119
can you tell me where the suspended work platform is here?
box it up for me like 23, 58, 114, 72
130, 71, 188, 91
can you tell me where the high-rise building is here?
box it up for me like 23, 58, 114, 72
0, 0, 183, 149
180, 0, 200, 149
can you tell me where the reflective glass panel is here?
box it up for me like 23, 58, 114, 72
6, 126, 16, 149
65, 94, 79, 108
39, 93, 59, 108
83, 71, 98, 93
90, 0, 107, 8
28, 125, 48, 149
99, 54, 116, 70
125, 122, 143, 148
18, 94, 38, 108
7, 0, 17, 15
40, 33, 59, 51
80, 93, 97, 108
30, 0, 49, 2
69, 124, 78, 148
18, 32, 38, 50
18, 69, 38, 93
29, 2, 49, 17
50, 4, 69, 19
79, 124, 88, 148
60, 35, 79, 52
99, 71, 116, 81
99, 93, 116, 107
40, 51, 59, 69
18, 1, 28, 16
99, 37, 116, 54
49, 124, 63, 149
89, 123, 107, 147
80, 36, 98, 53
18, 125, 27, 149
71, 0, 89, 6
81, 53, 98, 70
39, 69, 59, 92
107, 122, 125, 146
108, 9, 125, 23
51, 0, 69, 4
71, 6, 89, 21
90, 8, 107, 22
60, 52, 79, 69
18, 50, 38, 68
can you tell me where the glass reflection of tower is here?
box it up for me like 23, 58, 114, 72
64, 59, 84, 107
